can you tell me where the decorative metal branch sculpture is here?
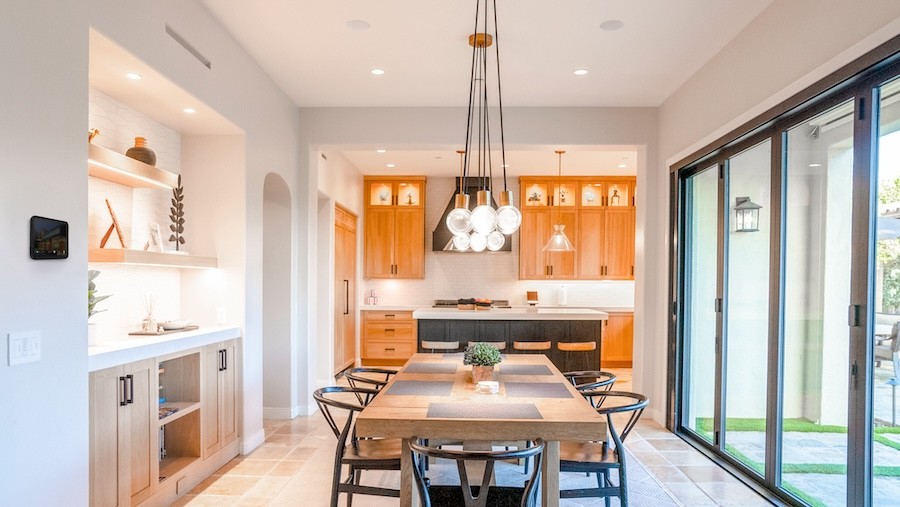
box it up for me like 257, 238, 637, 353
168, 175, 186, 251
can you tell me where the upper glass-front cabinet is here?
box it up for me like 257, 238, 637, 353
367, 179, 423, 207
579, 179, 633, 207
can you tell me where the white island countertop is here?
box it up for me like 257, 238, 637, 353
89, 325, 242, 372
412, 307, 608, 321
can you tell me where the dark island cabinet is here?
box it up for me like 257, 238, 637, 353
417, 318, 602, 371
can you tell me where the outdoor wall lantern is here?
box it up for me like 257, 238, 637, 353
734, 196, 762, 232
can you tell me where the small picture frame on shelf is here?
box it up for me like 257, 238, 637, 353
144, 223, 164, 252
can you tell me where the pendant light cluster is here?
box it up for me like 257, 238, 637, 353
543, 150, 575, 252
444, 0, 521, 252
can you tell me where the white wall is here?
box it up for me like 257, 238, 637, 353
0, 2, 301, 502
300, 106, 657, 394
318, 151, 363, 216
0, 2, 89, 504
654, 0, 900, 424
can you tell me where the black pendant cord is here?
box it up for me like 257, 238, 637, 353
493, 0, 508, 193
463, 0, 483, 193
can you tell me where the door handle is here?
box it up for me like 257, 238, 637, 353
344, 279, 350, 315
119, 376, 128, 406
125, 374, 134, 404
223, 349, 228, 371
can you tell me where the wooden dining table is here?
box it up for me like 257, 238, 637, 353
355, 352, 607, 507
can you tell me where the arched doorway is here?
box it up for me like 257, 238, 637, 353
263, 173, 294, 418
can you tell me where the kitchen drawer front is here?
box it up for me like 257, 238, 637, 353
364, 322, 415, 340
364, 339, 416, 359
364, 311, 414, 321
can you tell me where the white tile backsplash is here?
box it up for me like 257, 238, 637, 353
88, 88, 184, 337
363, 177, 635, 309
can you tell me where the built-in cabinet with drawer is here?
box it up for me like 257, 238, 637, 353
601, 312, 634, 367
361, 311, 417, 366
519, 176, 635, 280
90, 340, 239, 507
363, 177, 426, 279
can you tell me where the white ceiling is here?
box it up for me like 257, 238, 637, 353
91, 1, 774, 177
200, 0, 771, 108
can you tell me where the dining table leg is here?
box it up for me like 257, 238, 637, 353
401, 437, 419, 507
542, 440, 560, 507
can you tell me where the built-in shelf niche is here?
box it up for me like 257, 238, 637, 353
87, 142, 217, 269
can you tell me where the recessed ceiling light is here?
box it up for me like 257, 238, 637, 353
183, 107, 196, 114
600, 20, 624, 31
809, 163, 822, 167
386, 163, 396, 168
346, 19, 370, 31
618, 161, 627, 168
126, 72, 143, 80
573, 69, 589, 76
376, 149, 387, 153
371, 68, 385, 76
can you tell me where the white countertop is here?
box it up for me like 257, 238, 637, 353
88, 326, 242, 372
411, 307, 608, 321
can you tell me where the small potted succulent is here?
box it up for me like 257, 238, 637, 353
464, 342, 502, 383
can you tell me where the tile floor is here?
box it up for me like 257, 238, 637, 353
174, 369, 771, 506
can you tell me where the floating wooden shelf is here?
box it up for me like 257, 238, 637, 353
89, 248, 217, 269
88, 143, 178, 189
159, 456, 199, 483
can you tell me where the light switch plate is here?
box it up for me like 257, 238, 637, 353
9, 330, 41, 366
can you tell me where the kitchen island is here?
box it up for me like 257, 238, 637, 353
412, 307, 608, 371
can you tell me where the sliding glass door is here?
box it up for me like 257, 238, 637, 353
682, 165, 720, 442
873, 76, 900, 506
673, 57, 900, 505
780, 100, 855, 505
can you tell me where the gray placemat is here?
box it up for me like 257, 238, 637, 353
404, 362, 459, 374
385, 380, 454, 396
503, 382, 573, 398
499, 364, 552, 376
427, 402, 542, 419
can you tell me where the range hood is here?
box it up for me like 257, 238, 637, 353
432, 177, 513, 252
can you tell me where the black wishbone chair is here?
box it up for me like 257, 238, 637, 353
344, 366, 398, 402
313, 386, 401, 507
563, 370, 617, 408
559, 391, 648, 506
410, 439, 545, 507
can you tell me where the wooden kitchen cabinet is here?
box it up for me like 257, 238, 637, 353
361, 311, 417, 366
602, 312, 634, 368
520, 176, 635, 280
334, 206, 357, 374
519, 208, 577, 279
202, 340, 238, 458
89, 359, 157, 507
364, 177, 426, 279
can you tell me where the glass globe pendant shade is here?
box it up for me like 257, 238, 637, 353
451, 233, 471, 251
445, 193, 473, 235
496, 190, 521, 234
486, 230, 506, 251
469, 231, 488, 252
543, 224, 575, 252
470, 190, 498, 235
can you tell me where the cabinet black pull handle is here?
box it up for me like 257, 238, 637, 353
344, 279, 350, 315
125, 374, 134, 404
218, 349, 225, 371
224, 349, 228, 371
385, 347, 395, 352
119, 376, 127, 406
